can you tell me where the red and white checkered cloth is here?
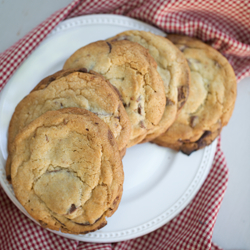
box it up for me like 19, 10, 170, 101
0, 0, 249, 249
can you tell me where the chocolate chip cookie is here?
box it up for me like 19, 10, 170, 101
63, 40, 166, 147
107, 30, 190, 142
11, 108, 124, 234
153, 35, 237, 154
6, 69, 130, 179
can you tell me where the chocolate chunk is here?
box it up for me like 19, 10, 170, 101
123, 102, 130, 108
178, 86, 188, 109
139, 121, 146, 129
197, 140, 207, 149
78, 68, 88, 73
38, 220, 48, 228
68, 204, 77, 214
108, 130, 115, 146
60, 103, 63, 108
199, 130, 212, 141
44, 76, 56, 88
190, 116, 199, 128
181, 130, 212, 155
138, 104, 142, 115
106, 42, 112, 53
178, 86, 188, 102
7, 175, 11, 181
45, 134, 49, 142
86, 128, 89, 131
197, 131, 212, 148
180, 141, 199, 155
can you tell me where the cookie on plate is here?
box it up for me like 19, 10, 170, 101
63, 40, 166, 147
153, 35, 237, 155
107, 30, 190, 142
6, 69, 130, 179
11, 108, 124, 234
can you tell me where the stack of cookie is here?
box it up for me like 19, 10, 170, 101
6, 31, 237, 234
7, 69, 127, 234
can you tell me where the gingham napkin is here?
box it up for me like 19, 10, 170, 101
0, 1, 249, 249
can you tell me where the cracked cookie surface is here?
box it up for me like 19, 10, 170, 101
153, 35, 237, 154
107, 30, 190, 142
63, 40, 166, 147
11, 108, 124, 234
6, 69, 130, 178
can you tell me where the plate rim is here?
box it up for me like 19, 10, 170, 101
0, 14, 217, 243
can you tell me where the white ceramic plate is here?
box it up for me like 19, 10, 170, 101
0, 14, 217, 243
